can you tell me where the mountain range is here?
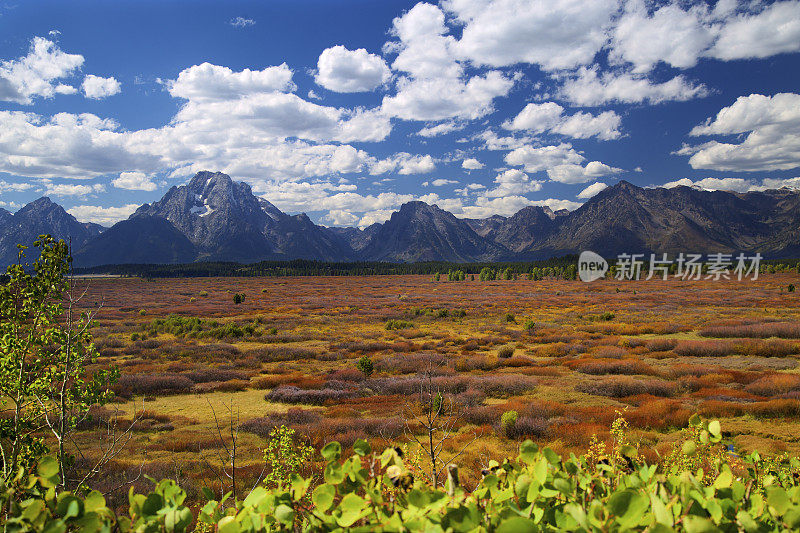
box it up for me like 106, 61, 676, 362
1, 170, 798, 267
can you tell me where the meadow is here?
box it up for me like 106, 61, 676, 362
74, 272, 800, 505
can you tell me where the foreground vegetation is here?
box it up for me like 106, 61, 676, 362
5, 415, 800, 531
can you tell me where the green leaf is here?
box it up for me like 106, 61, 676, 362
217, 516, 240, 533
497, 517, 537, 533
443, 506, 479, 531
533, 457, 548, 484
766, 487, 791, 515
141, 493, 163, 516
275, 504, 295, 525
325, 461, 345, 484
682, 515, 720, 533
291, 473, 310, 500
553, 477, 571, 495
519, 440, 538, 464
650, 494, 673, 527
682, 440, 697, 456
713, 470, 733, 490
407, 489, 428, 508
353, 439, 371, 457
321, 442, 342, 462
336, 493, 366, 527
55, 494, 83, 520
649, 524, 675, 533
736, 510, 759, 533
784, 508, 800, 529
543, 448, 560, 465
41, 520, 67, 533
620, 445, 638, 458
165, 507, 193, 531
608, 489, 648, 528
37, 456, 59, 479
243, 486, 267, 508
83, 491, 106, 514
564, 503, 587, 529
312, 484, 336, 512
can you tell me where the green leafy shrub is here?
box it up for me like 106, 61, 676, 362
263, 425, 314, 489
385, 319, 414, 330
500, 410, 518, 437
479, 267, 496, 281
146, 314, 260, 340
356, 355, 374, 378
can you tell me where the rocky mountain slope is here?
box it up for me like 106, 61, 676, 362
2, 174, 799, 267
360, 201, 511, 262
0, 197, 101, 265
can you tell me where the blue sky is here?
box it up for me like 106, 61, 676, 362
0, 0, 799, 227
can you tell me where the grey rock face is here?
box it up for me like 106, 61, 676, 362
360, 201, 512, 262
0, 197, 97, 265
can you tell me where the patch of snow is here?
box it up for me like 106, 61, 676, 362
190, 193, 215, 217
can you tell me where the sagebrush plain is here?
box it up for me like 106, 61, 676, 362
75, 273, 800, 505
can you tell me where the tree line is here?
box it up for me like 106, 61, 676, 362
72, 256, 580, 279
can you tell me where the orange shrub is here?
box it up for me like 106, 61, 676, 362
674, 340, 734, 357
744, 373, 800, 397
626, 399, 691, 429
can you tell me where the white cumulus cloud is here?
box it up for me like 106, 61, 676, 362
67, 203, 139, 226
559, 66, 709, 106
504, 143, 584, 173
168, 62, 295, 102
112, 171, 157, 191
315, 45, 391, 93
82, 75, 121, 99
0, 36, 83, 104
381, 3, 514, 121
577, 181, 608, 198
369, 152, 436, 175
504, 102, 621, 140
547, 161, 623, 184
462, 158, 484, 170
483, 169, 542, 197
682, 93, 800, 172
711, 1, 800, 61
610, 1, 716, 73
444, 0, 618, 71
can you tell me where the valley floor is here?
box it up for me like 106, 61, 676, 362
73, 273, 800, 504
